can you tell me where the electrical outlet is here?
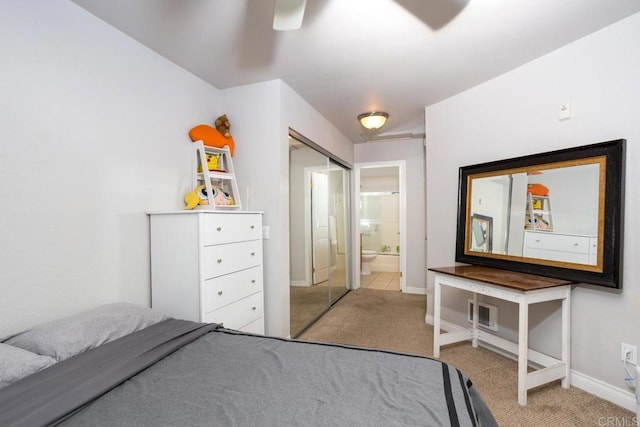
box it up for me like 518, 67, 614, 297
621, 343, 637, 364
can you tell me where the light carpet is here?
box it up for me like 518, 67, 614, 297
299, 288, 635, 427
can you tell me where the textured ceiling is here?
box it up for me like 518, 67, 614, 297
71, 0, 640, 143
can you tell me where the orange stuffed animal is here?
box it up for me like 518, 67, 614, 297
527, 183, 549, 196
189, 114, 235, 156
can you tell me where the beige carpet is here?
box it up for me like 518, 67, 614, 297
299, 289, 635, 427
290, 268, 350, 337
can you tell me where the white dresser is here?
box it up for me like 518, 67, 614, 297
523, 230, 597, 265
149, 211, 264, 334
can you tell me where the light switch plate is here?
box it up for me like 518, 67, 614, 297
559, 103, 572, 121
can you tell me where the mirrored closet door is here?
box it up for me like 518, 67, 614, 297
289, 133, 351, 338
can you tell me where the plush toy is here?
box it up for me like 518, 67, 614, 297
184, 184, 234, 210
531, 199, 542, 210
527, 183, 549, 196
210, 185, 234, 206
197, 153, 221, 173
189, 124, 235, 156
525, 214, 551, 230
184, 185, 208, 210
214, 114, 231, 138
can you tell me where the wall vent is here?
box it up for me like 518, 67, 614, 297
467, 299, 499, 332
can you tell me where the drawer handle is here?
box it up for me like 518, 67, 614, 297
573, 243, 579, 246
251, 279, 256, 284
251, 252, 255, 256
217, 259, 223, 263
250, 225, 255, 229
218, 291, 223, 296
216, 226, 222, 232
252, 306, 256, 311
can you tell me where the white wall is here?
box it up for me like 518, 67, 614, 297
531, 164, 600, 235
355, 139, 426, 292
0, 0, 352, 342
0, 0, 221, 337
282, 85, 354, 167
221, 80, 353, 338
426, 12, 640, 405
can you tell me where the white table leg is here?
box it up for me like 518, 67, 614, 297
433, 279, 442, 358
518, 300, 529, 406
561, 290, 571, 388
472, 292, 479, 348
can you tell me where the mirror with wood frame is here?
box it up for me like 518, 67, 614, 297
455, 139, 625, 289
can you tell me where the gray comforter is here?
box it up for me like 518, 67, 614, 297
0, 319, 496, 426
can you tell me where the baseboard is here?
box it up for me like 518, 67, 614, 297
370, 266, 399, 273
425, 314, 638, 413
570, 370, 637, 413
425, 314, 466, 332
290, 281, 310, 287
404, 286, 427, 295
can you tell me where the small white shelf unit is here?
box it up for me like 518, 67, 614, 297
525, 193, 553, 231
192, 140, 241, 210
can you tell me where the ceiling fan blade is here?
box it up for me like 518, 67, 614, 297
273, 0, 307, 31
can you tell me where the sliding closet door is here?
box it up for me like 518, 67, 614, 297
289, 139, 331, 337
328, 162, 350, 306
289, 135, 352, 338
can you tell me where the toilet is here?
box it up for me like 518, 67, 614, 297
361, 250, 378, 275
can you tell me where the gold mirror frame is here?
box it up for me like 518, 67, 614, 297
455, 139, 625, 289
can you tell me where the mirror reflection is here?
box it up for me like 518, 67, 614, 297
466, 158, 604, 269
470, 214, 492, 252
289, 135, 351, 338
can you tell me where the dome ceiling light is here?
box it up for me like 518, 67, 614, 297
358, 111, 389, 130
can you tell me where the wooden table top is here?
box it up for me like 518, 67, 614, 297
429, 265, 574, 291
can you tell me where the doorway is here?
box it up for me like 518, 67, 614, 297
289, 133, 351, 338
354, 161, 406, 292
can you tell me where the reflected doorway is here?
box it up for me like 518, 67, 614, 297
289, 133, 351, 338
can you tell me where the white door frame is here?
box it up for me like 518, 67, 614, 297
353, 161, 407, 292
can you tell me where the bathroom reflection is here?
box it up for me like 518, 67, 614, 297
359, 166, 401, 290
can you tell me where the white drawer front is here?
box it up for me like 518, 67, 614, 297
204, 292, 263, 330
524, 232, 591, 254
202, 240, 262, 279
203, 214, 262, 245
524, 248, 590, 264
203, 266, 263, 313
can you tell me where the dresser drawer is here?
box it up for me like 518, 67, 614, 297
202, 240, 262, 279
204, 292, 263, 330
239, 317, 264, 335
203, 266, 263, 313
203, 213, 262, 245
523, 232, 591, 254
524, 248, 590, 264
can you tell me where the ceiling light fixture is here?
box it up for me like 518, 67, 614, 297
358, 111, 389, 130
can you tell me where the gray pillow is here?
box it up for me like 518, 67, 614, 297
0, 343, 55, 388
5, 303, 168, 362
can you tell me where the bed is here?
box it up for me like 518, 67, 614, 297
0, 303, 497, 426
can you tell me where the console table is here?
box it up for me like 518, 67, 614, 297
429, 265, 573, 406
